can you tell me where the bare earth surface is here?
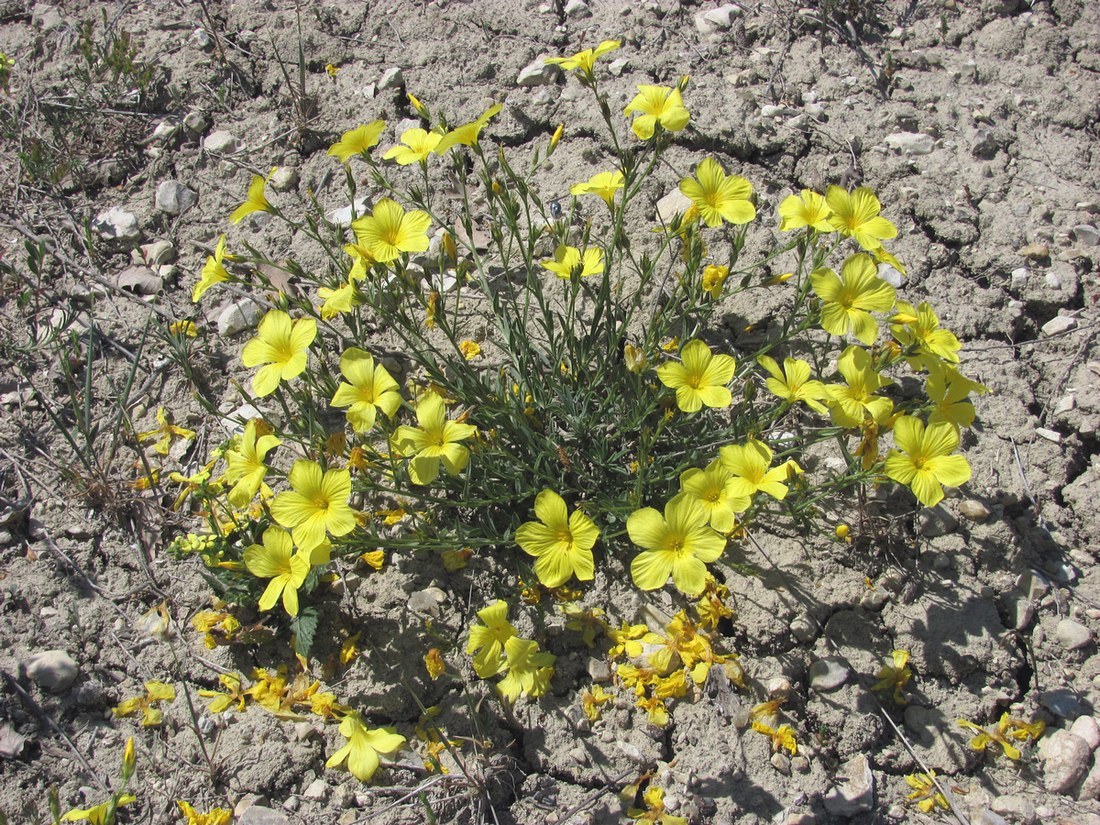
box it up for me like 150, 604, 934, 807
0, 0, 1098, 823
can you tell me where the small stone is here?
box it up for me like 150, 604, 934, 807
770, 752, 791, 774
191, 28, 214, 49
969, 124, 1000, 158
183, 111, 209, 134
767, 676, 791, 700
408, 587, 447, 616
1040, 729, 1091, 793
217, 299, 264, 336
761, 104, 798, 117
885, 132, 935, 155
155, 180, 198, 215
141, 240, 176, 266
517, 58, 559, 87
378, 67, 404, 91
282, 798, 299, 812
1080, 759, 1100, 801
1056, 619, 1093, 650
978, 812, 1009, 825
1070, 716, 1100, 751
823, 753, 874, 816
24, 650, 80, 692
152, 118, 181, 142
293, 721, 315, 742
238, 807, 289, 825
791, 756, 810, 773
917, 503, 958, 537
587, 657, 612, 683
1010, 267, 1029, 289
92, 207, 141, 242
1054, 395, 1076, 415
990, 795, 1036, 823
117, 266, 162, 295
1036, 427, 1062, 444
655, 189, 694, 225
327, 198, 370, 227
303, 779, 328, 801
1042, 315, 1077, 337
1013, 600, 1036, 631
1018, 241, 1050, 260
877, 263, 904, 288
1072, 224, 1100, 246
616, 741, 645, 763
791, 614, 817, 643
809, 657, 850, 691
203, 130, 240, 154
563, 0, 591, 18
269, 167, 298, 193
1041, 689, 1085, 720
959, 499, 991, 522
608, 57, 629, 76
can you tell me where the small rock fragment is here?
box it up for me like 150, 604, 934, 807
587, 657, 611, 683
1056, 618, 1093, 651
378, 67, 404, 91
770, 752, 791, 775
191, 28, 214, 49
1041, 316, 1077, 336
608, 57, 629, 76
1072, 224, 1099, 246
809, 657, 849, 692
517, 58, 559, 87
24, 650, 79, 693
655, 190, 694, 225
183, 111, 209, 135
959, 499, 991, 522
1040, 729, 1090, 793
155, 181, 198, 215
917, 504, 958, 537
1070, 716, 1100, 751
203, 130, 240, 154
563, 0, 591, 18
117, 266, 162, 295
327, 198, 370, 227
217, 299, 264, 336
408, 587, 448, 616
760, 104, 798, 118
885, 132, 935, 155
824, 753, 874, 816
1010, 267, 1029, 289
1080, 758, 1100, 801
1018, 242, 1049, 260
303, 779, 328, 801
1040, 689, 1086, 719
141, 240, 176, 266
990, 794, 1036, 823
269, 167, 298, 193
790, 614, 817, 643
767, 676, 791, 700
92, 208, 141, 242
238, 807, 289, 825
1036, 427, 1062, 444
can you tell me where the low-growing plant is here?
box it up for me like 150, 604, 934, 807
165, 39, 986, 781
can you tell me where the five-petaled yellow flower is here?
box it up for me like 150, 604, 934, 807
679, 158, 755, 227
884, 415, 971, 507
351, 198, 432, 263
890, 301, 960, 365
810, 253, 896, 345
826, 186, 898, 250
545, 39, 620, 78
241, 309, 317, 397
676, 462, 750, 534
229, 174, 274, 224
925, 362, 988, 430
467, 599, 517, 678
224, 418, 281, 507
624, 85, 690, 140
628, 496, 725, 596
497, 637, 556, 702
269, 460, 356, 551
327, 120, 386, 163
719, 440, 799, 502
757, 355, 829, 413
331, 347, 402, 433
394, 392, 477, 485
515, 490, 599, 587
243, 526, 312, 616
656, 339, 736, 414
383, 127, 442, 165
778, 189, 833, 232
827, 344, 894, 428
434, 103, 502, 154
326, 712, 406, 782
541, 244, 604, 279
192, 235, 230, 302
570, 170, 624, 206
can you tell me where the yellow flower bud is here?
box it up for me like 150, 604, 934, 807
121, 736, 136, 781
549, 123, 564, 152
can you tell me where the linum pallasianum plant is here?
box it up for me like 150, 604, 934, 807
168, 39, 987, 775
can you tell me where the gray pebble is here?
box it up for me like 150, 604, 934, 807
809, 657, 849, 692
1070, 716, 1100, 751
885, 132, 935, 155
24, 650, 79, 693
203, 130, 240, 154
1040, 729, 1091, 793
1056, 618, 1093, 650
990, 794, 1036, 824
269, 167, 298, 193
92, 207, 141, 242
1041, 316, 1077, 336
217, 299, 264, 336
564, 0, 591, 18
917, 504, 958, 537
959, 499, 991, 522
155, 180, 198, 215
823, 753, 874, 816
408, 587, 447, 616
378, 67, 404, 91
517, 58, 559, 87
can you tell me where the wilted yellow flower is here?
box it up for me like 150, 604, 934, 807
753, 720, 798, 754
113, 680, 176, 727
178, 801, 233, 825
957, 713, 1044, 761
169, 320, 198, 337
137, 406, 196, 456
424, 648, 446, 679
872, 649, 913, 704
459, 340, 482, 360
904, 771, 950, 813
701, 264, 729, 299
582, 685, 614, 722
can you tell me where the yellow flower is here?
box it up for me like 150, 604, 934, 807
890, 301, 960, 365
549, 123, 564, 152
121, 736, 135, 780
656, 339, 736, 414
679, 158, 755, 227
541, 244, 604, 279
677, 462, 749, 534
351, 198, 431, 263
582, 685, 614, 722
61, 795, 137, 824
331, 348, 402, 433
872, 649, 913, 704
326, 712, 406, 782
719, 440, 799, 502
192, 235, 230, 302
327, 120, 386, 163
624, 343, 647, 373
904, 771, 950, 814
752, 720, 798, 755
459, 340, 482, 360
827, 345, 894, 428
778, 189, 832, 232
497, 637, 556, 702
627, 785, 687, 824
434, 103, 502, 154
394, 393, 477, 485
826, 185, 898, 250
884, 416, 971, 507
811, 253, 896, 345
137, 406, 196, 456
957, 713, 1044, 761
515, 490, 599, 588
243, 526, 311, 616
269, 460, 356, 551
224, 419, 280, 508
466, 600, 517, 678
169, 320, 198, 337
756, 355, 829, 413
570, 170, 624, 207
317, 280, 359, 320
240, 309, 317, 397
199, 673, 247, 713
229, 173, 274, 224
628, 496, 725, 596
424, 648, 446, 679
926, 363, 988, 430
177, 801, 233, 825
325, 63, 340, 77
624, 85, 690, 140
407, 92, 429, 118
113, 680, 176, 727
701, 264, 729, 299
383, 127, 442, 165
545, 39, 620, 77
